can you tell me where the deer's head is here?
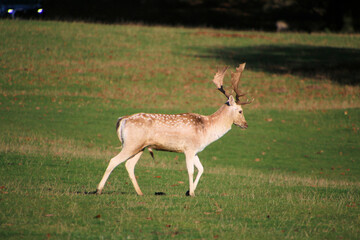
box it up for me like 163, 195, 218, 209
227, 95, 248, 128
212, 63, 253, 129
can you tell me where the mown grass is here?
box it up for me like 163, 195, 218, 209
0, 20, 359, 239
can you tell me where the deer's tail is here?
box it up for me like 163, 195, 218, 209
116, 117, 127, 145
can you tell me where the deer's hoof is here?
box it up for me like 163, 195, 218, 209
186, 190, 195, 197
96, 189, 102, 195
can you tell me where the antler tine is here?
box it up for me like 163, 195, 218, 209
237, 97, 254, 105
212, 66, 230, 98
231, 63, 247, 102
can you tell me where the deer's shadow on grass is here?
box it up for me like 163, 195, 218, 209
74, 190, 129, 195
196, 44, 360, 85
76, 191, 167, 196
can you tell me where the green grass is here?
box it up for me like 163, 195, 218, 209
0, 20, 359, 239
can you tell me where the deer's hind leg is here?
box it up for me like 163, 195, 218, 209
96, 147, 141, 194
125, 150, 144, 195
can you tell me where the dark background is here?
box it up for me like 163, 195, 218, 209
40, 0, 359, 32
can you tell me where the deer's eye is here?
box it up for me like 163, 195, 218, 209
239, 110, 243, 114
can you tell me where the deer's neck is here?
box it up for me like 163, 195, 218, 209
205, 104, 233, 144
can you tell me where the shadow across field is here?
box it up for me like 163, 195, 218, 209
196, 44, 360, 85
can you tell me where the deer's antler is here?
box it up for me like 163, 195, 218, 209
213, 63, 253, 105
231, 63, 254, 105
231, 63, 247, 102
212, 66, 230, 98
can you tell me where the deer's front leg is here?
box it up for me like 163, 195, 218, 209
193, 155, 204, 191
185, 152, 196, 197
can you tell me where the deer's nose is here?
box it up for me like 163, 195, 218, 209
243, 122, 248, 129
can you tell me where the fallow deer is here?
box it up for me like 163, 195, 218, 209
96, 63, 252, 197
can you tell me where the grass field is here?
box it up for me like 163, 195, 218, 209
0, 20, 359, 239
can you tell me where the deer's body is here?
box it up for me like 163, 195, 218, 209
96, 64, 252, 197
120, 105, 239, 154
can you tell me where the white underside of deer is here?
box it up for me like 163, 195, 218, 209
96, 63, 252, 197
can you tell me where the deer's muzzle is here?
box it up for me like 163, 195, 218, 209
234, 122, 248, 129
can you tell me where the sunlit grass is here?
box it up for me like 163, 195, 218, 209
0, 20, 359, 239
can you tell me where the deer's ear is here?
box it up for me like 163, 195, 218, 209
228, 95, 236, 106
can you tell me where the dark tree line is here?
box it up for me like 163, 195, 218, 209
41, 0, 358, 32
